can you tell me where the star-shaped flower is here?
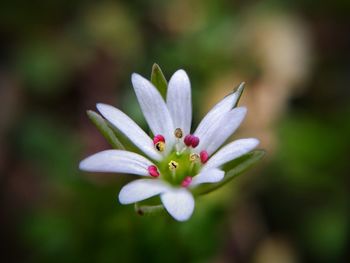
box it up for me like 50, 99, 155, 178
79, 69, 259, 221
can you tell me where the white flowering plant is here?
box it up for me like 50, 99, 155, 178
79, 64, 264, 221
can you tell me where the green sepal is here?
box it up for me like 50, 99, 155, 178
192, 150, 265, 196
233, 82, 245, 107
106, 122, 144, 155
151, 63, 167, 99
87, 110, 125, 150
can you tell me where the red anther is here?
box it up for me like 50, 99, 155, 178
153, 134, 165, 145
148, 165, 160, 177
184, 134, 193, 146
184, 134, 200, 148
200, 150, 209, 164
191, 136, 200, 148
181, 176, 192, 187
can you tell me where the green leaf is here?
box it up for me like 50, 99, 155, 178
192, 150, 265, 196
87, 110, 125, 150
151, 63, 167, 98
233, 82, 245, 107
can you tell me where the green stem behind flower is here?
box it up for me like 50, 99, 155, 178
134, 203, 165, 216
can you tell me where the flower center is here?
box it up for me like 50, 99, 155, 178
155, 149, 201, 186
151, 131, 209, 187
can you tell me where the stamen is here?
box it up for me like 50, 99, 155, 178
148, 165, 160, 177
184, 134, 193, 147
153, 134, 165, 145
200, 150, 209, 164
168, 160, 179, 170
191, 136, 199, 148
153, 134, 166, 152
174, 128, 183, 139
189, 153, 200, 162
181, 176, 192, 187
174, 128, 184, 153
155, 141, 165, 152
184, 134, 200, 148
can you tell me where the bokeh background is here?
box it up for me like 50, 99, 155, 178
1, 0, 349, 262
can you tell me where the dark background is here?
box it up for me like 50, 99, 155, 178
1, 0, 349, 262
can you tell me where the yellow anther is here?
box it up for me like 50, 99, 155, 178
189, 153, 200, 162
168, 160, 179, 170
155, 141, 165, 152
174, 128, 183, 139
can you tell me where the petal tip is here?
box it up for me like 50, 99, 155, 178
96, 103, 111, 112
161, 190, 195, 221
118, 191, 129, 205
175, 68, 187, 75
170, 69, 189, 83
251, 138, 260, 147
235, 106, 247, 116
118, 185, 135, 205
240, 138, 260, 149
131, 72, 140, 79
78, 159, 87, 171
131, 73, 145, 84
78, 157, 94, 171
238, 106, 247, 112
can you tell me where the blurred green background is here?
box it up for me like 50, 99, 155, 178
1, 0, 349, 262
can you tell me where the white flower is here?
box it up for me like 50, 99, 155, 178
79, 69, 259, 221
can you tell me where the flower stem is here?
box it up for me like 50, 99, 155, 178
134, 203, 165, 216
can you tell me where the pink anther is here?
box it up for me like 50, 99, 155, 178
153, 134, 165, 145
184, 134, 200, 148
148, 165, 160, 177
181, 176, 192, 187
191, 136, 199, 148
200, 150, 209, 164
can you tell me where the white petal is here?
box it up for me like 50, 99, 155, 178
119, 179, 169, 204
97, 103, 162, 161
161, 188, 195, 221
167, 69, 192, 135
194, 86, 243, 140
204, 138, 260, 170
191, 168, 225, 186
131, 73, 175, 152
79, 150, 153, 176
196, 107, 247, 155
